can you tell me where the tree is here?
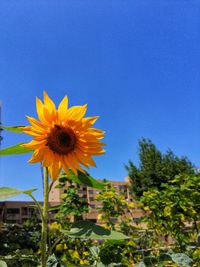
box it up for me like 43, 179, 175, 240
140, 173, 200, 249
126, 138, 195, 197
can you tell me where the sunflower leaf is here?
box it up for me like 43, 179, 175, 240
0, 143, 33, 155
0, 187, 37, 200
62, 220, 129, 240
171, 253, 193, 266
0, 125, 24, 133
0, 261, 8, 267
59, 171, 105, 189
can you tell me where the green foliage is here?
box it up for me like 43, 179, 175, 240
171, 253, 193, 266
99, 240, 125, 265
59, 170, 105, 190
134, 252, 194, 267
55, 176, 89, 224
0, 223, 40, 266
0, 143, 33, 156
140, 173, 200, 248
96, 183, 127, 230
0, 125, 24, 133
56, 184, 89, 223
126, 138, 194, 197
63, 221, 129, 240
0, 261, 7, 267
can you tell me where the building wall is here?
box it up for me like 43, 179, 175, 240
49, 177, 144, 223
0, 178, 144, 224
0, 201, 59, 224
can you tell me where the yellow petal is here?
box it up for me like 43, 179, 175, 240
29, 148, 46, 163
25, 116, 47, 132
68, 153, 85, 173
36, 97, 47, 124
82, 116, 99, 128
78, 140, 106, 147
43, 91, 56, 114
78, 146, 105, 155
75, 151, 96, 168
65, 104, 87, 121
63, 155, 78, 176
43, 107, 54, 125
42, 150, 55, 166
48, 156, 62, 181
22, 139, 47, 149
58, 96, 68, 122
62, 159, 71, 176
88, 128, 105, 135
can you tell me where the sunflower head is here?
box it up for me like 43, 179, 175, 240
22, 92, 105, 180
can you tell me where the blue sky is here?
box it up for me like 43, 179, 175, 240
0, 1, 200, 200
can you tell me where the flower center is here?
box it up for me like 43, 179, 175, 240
46, 125, 76, 155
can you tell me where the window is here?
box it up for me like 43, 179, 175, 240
6, 219, 19, 224
110, 218, 118, 223
89, 197, 94, 201
28, 207, 35, 215
21, 207, 28, 216
78, 189, 83, 194
88, 219, 97, 223
119, 185, 125, 190
7, 208, 20, 214
88, 190, 94, 194
49, 210, 58, 214
90, 204, 95, 209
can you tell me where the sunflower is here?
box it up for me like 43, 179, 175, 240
22, 92, 105, 180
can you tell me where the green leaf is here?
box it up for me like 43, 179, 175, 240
159, 253, 172, 261
89, 246, 100, 257
135, 262, 146, 267
171, 253, 193, 267
0, 261, 8, 267
0, 125, 24, 133
59, 171, 105, 189
143, 256, 158, 265
48, 205, 60, 211
0, 187, 37, 200
47, 254, 60, 267
62, 220, 129, 240
0, 143, 33, 156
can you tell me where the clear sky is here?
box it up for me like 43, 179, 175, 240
0, 1, 200, 200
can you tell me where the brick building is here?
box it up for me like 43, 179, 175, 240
0, 177, 144, 224
0, 201, 58, 224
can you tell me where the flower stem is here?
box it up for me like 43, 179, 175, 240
41, 167, 49, 267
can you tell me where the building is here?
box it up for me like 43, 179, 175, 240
0, 201, 58, 224
0, 177, 144, 224
49, 177, 139, 222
